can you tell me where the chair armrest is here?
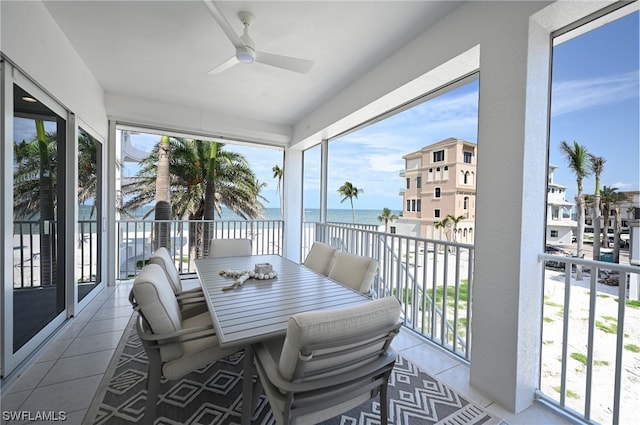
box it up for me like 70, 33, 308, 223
139, 323, 216, 345
177, 295, 206, 305
253, 342, 397, 393
177, 289, 204, 300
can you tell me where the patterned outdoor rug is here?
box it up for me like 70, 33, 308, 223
84, 317, 502, 425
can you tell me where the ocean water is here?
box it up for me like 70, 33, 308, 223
220, 207, 399, 226
117, 205, 400, 226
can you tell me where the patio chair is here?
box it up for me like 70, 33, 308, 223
327, 251, 378, 295
129, 263, 237, 425
148, 247, 207, 318
251, 297, 401, 425
302, 241, 338, 275
208, 238, 252, 258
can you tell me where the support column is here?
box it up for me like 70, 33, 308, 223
282, 147, 303, 263
469, 5, 551, 413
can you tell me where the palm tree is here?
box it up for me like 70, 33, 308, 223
77, 129, 99, 208
599, 185, 619, 251
608, 190, 629, 263
560, 140, 591, 280
13, 122, 57, 286
154, 135, 171, 249
377, 207, 398, 233
337, 181, 363, 223
434, 216, 451, 241
445, 214, 466, 243
272, 164, 284, 218
120, 138, 265, 259
589, 154, 606, 261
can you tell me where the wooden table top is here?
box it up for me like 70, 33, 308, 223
194, 255, 369, 348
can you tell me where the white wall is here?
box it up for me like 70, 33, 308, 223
1, 1, 107, 139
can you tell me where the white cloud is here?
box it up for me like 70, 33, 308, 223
552, 71, 639, 117
366, 154, 405, 173
609, 181, 634, 190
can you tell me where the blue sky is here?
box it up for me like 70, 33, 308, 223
549, 10, 639, 202
125, 8, 638, 213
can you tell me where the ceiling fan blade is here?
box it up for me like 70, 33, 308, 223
255, 51, 314, 74
202, 0, 245, 50
208, 55, 240, 74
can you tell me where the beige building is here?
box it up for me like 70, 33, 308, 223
397, 138, 477, 243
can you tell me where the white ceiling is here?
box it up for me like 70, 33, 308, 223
43, 1, 462, 132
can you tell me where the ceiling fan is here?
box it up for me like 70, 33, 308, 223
202, 0, 314, 75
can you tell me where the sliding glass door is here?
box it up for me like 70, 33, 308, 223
11, 82, 68, 354
77, 128, 102, 304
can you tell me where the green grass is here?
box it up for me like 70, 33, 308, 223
426, 281, 469, 304
624, 344, 640, 353
567, 389, 580, 399
595, 320, 617, 334
552, 386, 580, 399
571, 352, 609, 366
545, 300, 563, 308
543, 317, 554, 323
601, 315, 617, 322
627, 299, 640, 309
597, 294, 610, 299
543, 340, 554, 345
571, 352, 587, 365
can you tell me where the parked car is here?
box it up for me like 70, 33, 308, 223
545, 245, 570, 268
607, 236, 627, 248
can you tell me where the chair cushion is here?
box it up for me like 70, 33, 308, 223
162, 312, 238, 380
303, 242, 338, 275
327, 252, 378, 293
208, 239, 252, 258
278, 297, 400, 381
132, 263, 183, 361
148, 247, 183, 295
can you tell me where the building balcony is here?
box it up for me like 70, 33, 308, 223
0, 272, 570, 425
4, 219, 638, 424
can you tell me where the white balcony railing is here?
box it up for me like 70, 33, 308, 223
304, 222, 474, 361
116, 219, 284, 279
538, 253, 639, 425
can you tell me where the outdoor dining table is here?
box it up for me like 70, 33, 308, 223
194, 254, 370, 425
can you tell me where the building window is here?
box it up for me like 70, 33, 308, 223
411, 199, 416, 211
390, 226, 396, 234
464, 196, 469, 210
416, 176, 422, 188
434, 209, 441, 218
435, 187, 441, 198
550, 230, 558, 238
427, 168, 433, 182
417, 199, 422, 212
406, 177, 410, 189
433, 150, 444, 162
443, 165, 449, 180
464, 151, 473, 163
463, 171, 470, 184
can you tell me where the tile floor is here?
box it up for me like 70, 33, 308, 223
0, 281, 573, 425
